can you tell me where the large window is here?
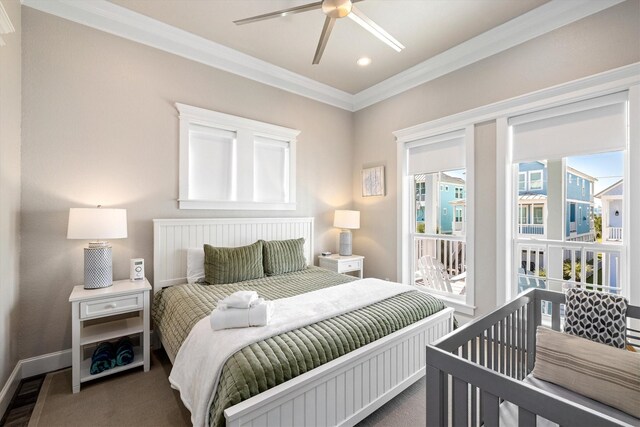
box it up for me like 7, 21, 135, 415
177, 103, 299, 210
399, 128, 475, 314
509, 92, 628, 301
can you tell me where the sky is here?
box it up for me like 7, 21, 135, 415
566, 151, 624, 195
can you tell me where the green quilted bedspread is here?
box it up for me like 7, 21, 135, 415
152, 266, 447, 427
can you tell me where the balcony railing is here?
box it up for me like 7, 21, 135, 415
413, 234, 466, 298
606, 227, 623, 242
515, 238, 624, 297
518, 223, 544, 235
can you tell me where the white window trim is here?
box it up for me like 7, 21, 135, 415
395, 126, 476, 316
528, 170, 543, 190
176, 103, 300, 210
518, 172, 527, 191
497, 86, 638, 307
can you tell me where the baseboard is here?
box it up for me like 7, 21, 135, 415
20, 349, 72, 379
0, 361, 22, 419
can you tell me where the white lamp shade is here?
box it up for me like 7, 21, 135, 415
334, 210, 360, 229
67, 208, 128, 240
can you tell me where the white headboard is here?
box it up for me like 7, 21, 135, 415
153, 217, 314, 290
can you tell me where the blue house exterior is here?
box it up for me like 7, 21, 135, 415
565, 167, 595, 239
517, 161, 595, 241
414, 173, 465, 235
439, 175, 465, 234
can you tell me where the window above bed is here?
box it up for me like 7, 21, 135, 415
177, 103, 300, 210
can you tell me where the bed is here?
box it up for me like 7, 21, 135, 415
152, 218, 455, 427
425, 288, 640, 427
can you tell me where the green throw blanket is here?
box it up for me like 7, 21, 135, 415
153, 267, 447, 427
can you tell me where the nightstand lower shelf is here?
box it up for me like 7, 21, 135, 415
80, 345, 143, 383
80, 317, 143, 346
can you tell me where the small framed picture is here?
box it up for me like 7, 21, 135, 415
362, 166, 385, 197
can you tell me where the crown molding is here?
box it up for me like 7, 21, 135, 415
20, 0, 354, 111
353, 0, 627, 111
393, 62, 640, 143
22, 0, 626, 112
0, 1, 16, 47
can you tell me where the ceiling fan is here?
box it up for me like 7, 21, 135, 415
233, 0, 405, 64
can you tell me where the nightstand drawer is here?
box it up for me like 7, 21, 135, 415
80, 294, 143, 319
339, 260, 362, 272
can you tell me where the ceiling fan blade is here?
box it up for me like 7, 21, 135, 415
347, 5, 405, 52
313, 16, 336, 65
234, 1, 323, 25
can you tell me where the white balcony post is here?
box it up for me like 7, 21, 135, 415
546, 160, 565, 290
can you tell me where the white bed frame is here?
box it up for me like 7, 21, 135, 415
153, 218, 455, 427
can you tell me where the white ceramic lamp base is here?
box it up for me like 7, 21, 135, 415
84, 246, 113, 289
339, 230, 353, 256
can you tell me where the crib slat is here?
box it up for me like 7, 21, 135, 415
552, 302, 561, 331
500, 319, 506, 375
511, 311, 517, 378
515, 309, 520, 380
487, 327, 493, 371
519, 406, 536, 427
506, 315, 512, 377
527, 299, 539, 373
493, 323, 499, 372
452, 377, 468, 427
471, 337, 478, 427
520, 306, 526, 379
481, 390, 499, 427
426, 366, 445, 427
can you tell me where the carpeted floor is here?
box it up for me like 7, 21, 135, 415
26, 350, 425, 427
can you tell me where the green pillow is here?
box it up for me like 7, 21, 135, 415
203, 241, 264, 285
263, 238, 307, 276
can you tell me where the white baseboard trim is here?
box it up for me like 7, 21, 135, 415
0, 362, 22, 419
0, 349, 72, 418
20, 349, 72, 379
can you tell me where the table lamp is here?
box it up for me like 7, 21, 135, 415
67, 207, 128, 289
334, 210, 360, 256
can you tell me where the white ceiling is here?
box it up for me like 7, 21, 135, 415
109, 0, 549, 94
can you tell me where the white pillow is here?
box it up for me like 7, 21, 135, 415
186, 248, 205, 285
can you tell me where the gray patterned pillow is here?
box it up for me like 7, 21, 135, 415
563, 288, 627, 348
203, 241, 264, 285
262, 238, 307, 276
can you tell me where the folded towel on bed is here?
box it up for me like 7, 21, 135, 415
115, 337, 134, 366
210, 300, 273, 330
90, 342, 116, 375
216, 291, 260, 310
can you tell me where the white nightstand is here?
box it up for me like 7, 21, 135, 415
318, 254, 364, 279
69, 278, 151, 393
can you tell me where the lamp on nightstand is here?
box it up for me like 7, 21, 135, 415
67, 207, 128, 289
334, 210, 360, 256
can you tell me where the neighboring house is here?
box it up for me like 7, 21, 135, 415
518, 161, 547, 236
415, 173, 465, 235
565, 166, 596, 241
595, 180, 623, 242
518, 161, 596, 242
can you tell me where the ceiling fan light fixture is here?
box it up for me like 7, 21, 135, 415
322, 0, 353, 19
357, 57, 371, 66
347, 6, 405, 52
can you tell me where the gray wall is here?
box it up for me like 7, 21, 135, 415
351, 0, 640, 320
19, 9, 354, 360
0, 0, 21, 387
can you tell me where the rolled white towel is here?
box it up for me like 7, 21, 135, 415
217, 291, 259, 310
210, 300, 273, 331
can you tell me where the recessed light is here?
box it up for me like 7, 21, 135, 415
357, 57, 371, 67
281, 12, 287, 17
